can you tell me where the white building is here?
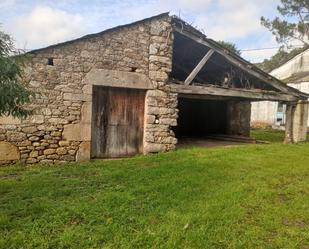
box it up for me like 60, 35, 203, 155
251, 48, 309, 127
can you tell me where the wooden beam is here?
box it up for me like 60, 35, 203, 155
178, 93, 234, 101
174, 27, 304, 98
173, 63, 209, 84
184, 49, 214, 85
169, 83, 299, 102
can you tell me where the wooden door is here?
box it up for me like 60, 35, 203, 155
91, 86, 145, 158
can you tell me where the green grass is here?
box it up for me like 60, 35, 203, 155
251, 128, 286, 143
1, 129, 309, 249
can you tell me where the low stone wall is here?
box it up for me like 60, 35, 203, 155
0, 123, 80, 165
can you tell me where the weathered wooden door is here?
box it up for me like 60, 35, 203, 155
91, 86, 145, 158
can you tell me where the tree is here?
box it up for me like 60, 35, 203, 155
0, 29, 32, 118
261, 0, 309, 47
217, 40, 241, 56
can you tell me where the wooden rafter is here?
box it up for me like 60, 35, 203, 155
184, 49, 214, 85
173, 26, 307, 99
173, 63, 208, 84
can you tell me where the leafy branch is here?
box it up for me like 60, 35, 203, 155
261, 0, 309, 47
0, 28, 33, 118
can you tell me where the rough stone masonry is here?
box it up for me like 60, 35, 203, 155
0, 14, 178, 164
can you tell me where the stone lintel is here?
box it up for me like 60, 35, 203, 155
83, 69, 154, 90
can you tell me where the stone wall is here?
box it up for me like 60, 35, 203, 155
0, 15, 178, 165
292, 100, 309, 142
143, 17, 178, 153
144, 90, 178, 153
284, 101, 309, 144
227, 100, 251, 136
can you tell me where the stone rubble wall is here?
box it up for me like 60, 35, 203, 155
144, 18, 178, 153
144, 90, 178, 153
0, 15, 179, 165
227, 100, 251, 137
292, 100, 309, 142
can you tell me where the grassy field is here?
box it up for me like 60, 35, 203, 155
1, 129, 309, 249
251, 128, 286, 143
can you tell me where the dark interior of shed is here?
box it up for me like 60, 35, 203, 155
173, 96, 254, 147
174, 97, 228, 143
174, 97, 229, 139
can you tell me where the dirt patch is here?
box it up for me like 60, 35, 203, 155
177, 137, 245, 148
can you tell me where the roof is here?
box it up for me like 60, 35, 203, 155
283, 72, 309, 83
274, 47, 309, 73
171, 16, 309, 99
27, 12, 308, 100
270, 48, 309, 83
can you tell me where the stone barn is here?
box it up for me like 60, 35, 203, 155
0, 13, 308, 164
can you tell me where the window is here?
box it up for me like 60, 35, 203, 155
47, 58, 54, 66
130, 67, 137, 72
276, 102, 286, 125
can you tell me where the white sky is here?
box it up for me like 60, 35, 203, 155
0, 0, 282, 62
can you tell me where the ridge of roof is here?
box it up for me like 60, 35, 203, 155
29, 12, 170, 54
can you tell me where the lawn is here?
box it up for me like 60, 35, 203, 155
1, 129, 309, 249
251, 128, 286, 143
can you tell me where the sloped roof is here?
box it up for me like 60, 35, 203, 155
171, 16, 308, 99
283, 72, 309, 83
27, 12, 308, 99
270, 48, 309, 83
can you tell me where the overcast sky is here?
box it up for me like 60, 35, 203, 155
0, 0, 281, 62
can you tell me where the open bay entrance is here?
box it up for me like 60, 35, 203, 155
174, 95, 253, 147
